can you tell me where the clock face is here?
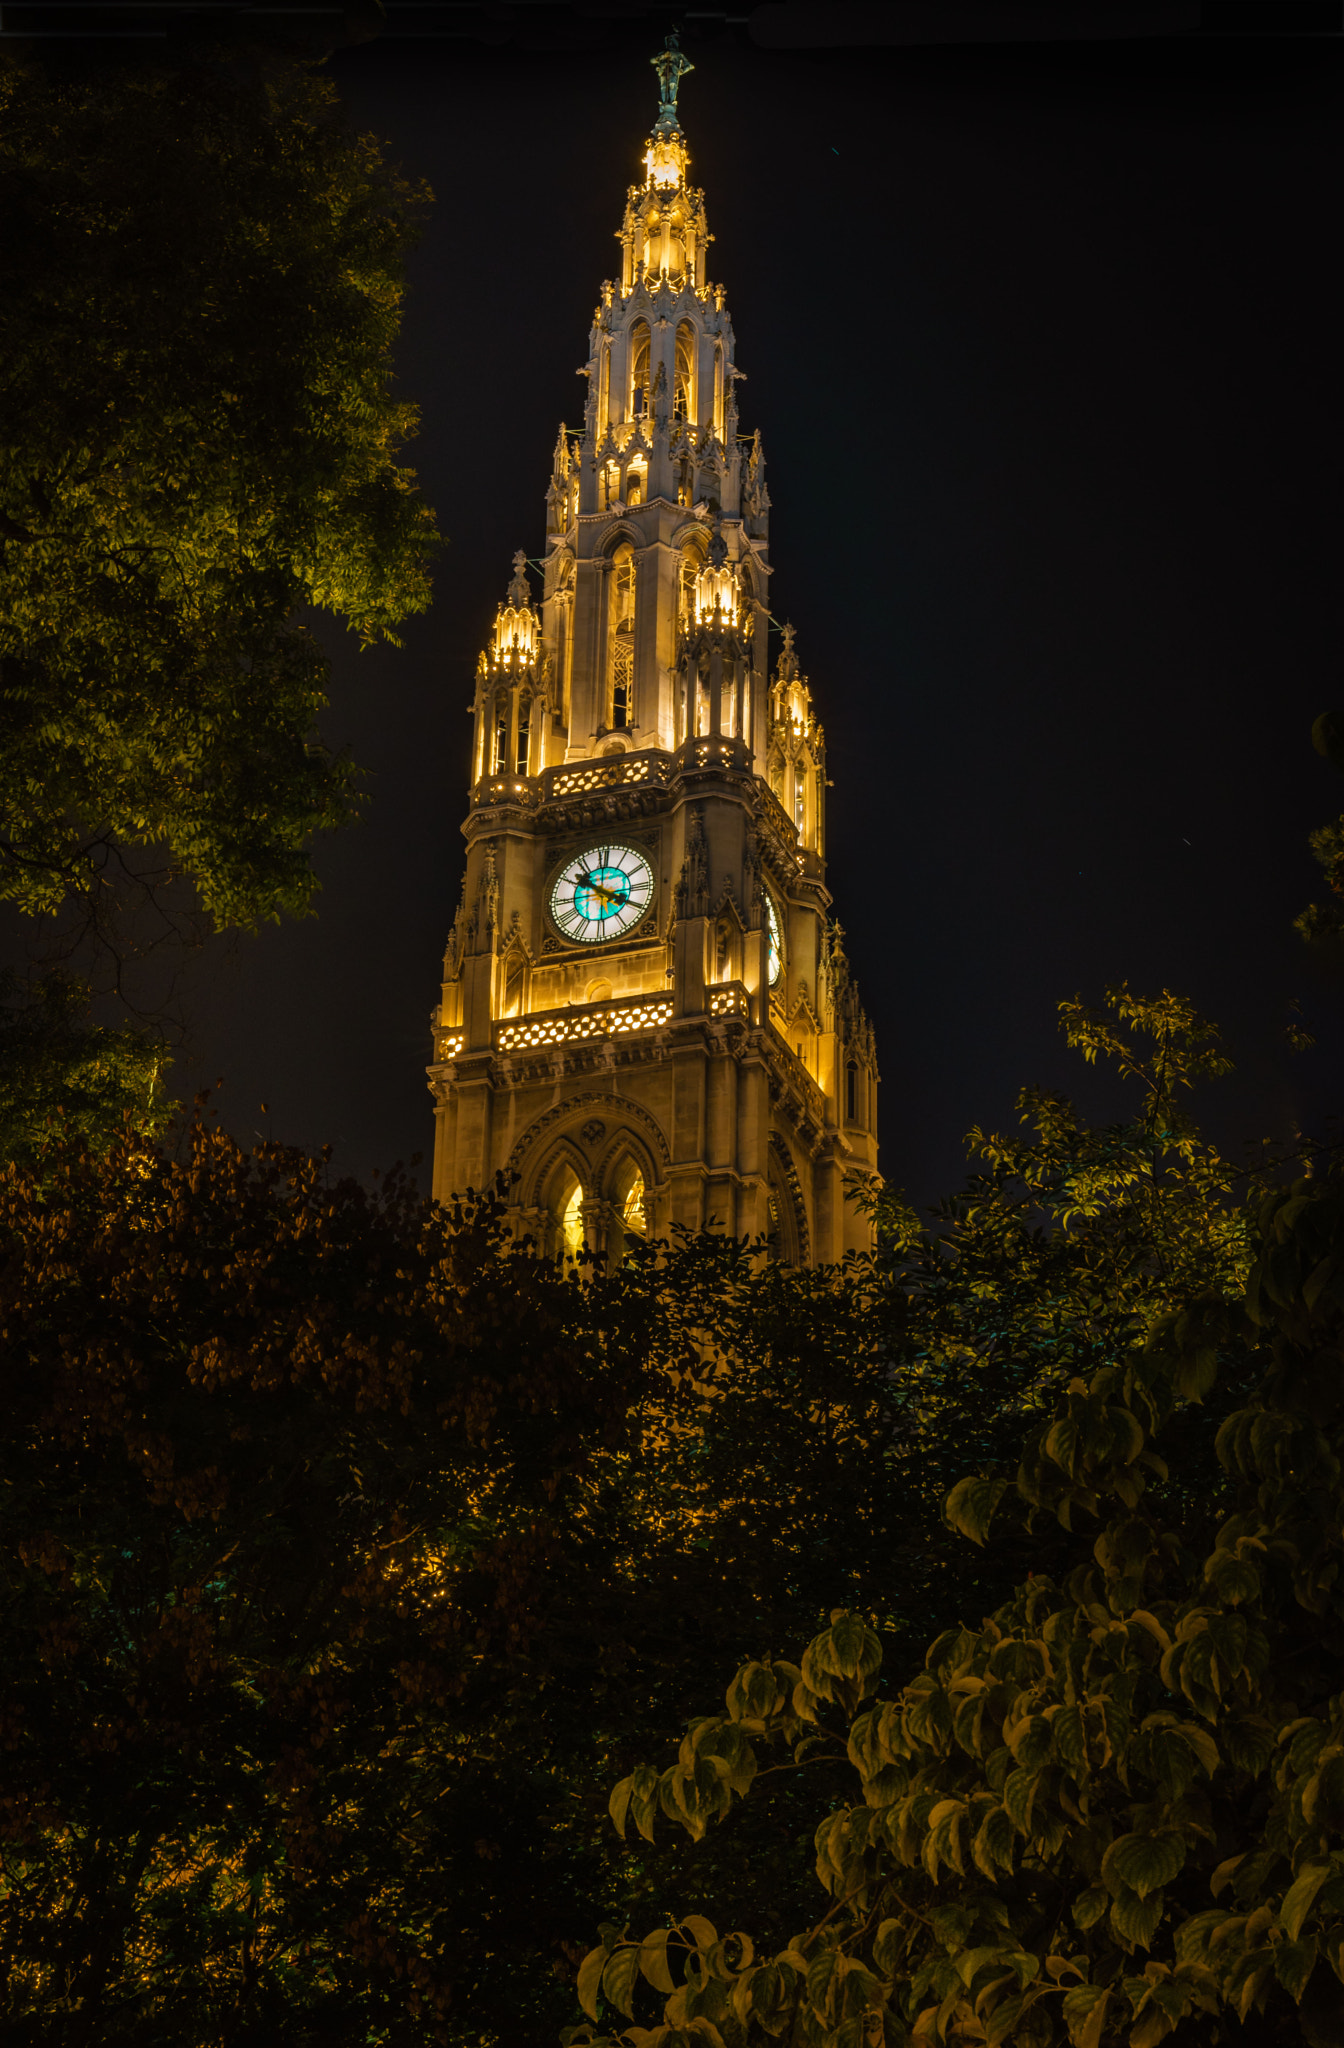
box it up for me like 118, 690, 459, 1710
766, 893, 782, 985
550, 842, 654, 944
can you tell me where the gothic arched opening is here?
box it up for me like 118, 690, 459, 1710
674, 320, 696, 422
607, 542, 636, 729
609, 1152, 648, 1261
629, 321, 650, 416
555, 1165, 585, 1262
767, 1138, 807, 1267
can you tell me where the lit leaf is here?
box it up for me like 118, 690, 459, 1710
1280, 1863, 1330, 1942
578, 1944, 607, 2022
944, 1475, 1007, 1548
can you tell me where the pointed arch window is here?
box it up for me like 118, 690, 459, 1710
629, 322, 651, 417
493, 698, 509, 777
674, 322, 696, 423
608, 543, 636, 730
559, 1172, 585, 1261
615, 1157, 647, 1238
515, 695, 531, 776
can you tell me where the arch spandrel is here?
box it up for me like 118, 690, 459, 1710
506, 1092, 671, 1211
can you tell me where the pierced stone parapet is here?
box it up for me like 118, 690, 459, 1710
543, 749, 670, 801
708, 981, 748, 1018
471, 774, 538, 811
496, 991, 673, 1054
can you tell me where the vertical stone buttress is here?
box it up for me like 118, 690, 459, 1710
428, 40, 879, 1265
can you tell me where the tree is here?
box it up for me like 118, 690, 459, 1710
570, 1159, 1344, 2047
0, 993, 1289, 2044
0, 969, 169, 1166
0, 50, 438, 940
0, 1114, 669, 2043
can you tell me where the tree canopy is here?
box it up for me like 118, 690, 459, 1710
0, 989, 1296, 2046
0, 969, 169, 1168
0, 51, 438, 937
570, 1065, 1344, 2048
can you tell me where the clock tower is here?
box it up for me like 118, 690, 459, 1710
428, 42, 878, 1266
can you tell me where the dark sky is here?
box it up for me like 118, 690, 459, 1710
173, 14, 1344, 1207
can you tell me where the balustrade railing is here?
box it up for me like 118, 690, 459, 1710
495, 990, 672, 1053
542, 749, 670, 801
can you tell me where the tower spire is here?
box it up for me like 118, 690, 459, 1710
651, 32, 693, 138
427, 45, 879, 1264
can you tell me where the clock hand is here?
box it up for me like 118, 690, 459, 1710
580, 871, 621, 909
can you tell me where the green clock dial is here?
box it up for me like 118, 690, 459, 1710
766, 893, 782, 986
550, 842, 654, 944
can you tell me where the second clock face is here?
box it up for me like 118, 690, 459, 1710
550, 842, 654, 944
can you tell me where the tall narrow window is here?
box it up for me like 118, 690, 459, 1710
675, 321, 696, 422
616, 1159, 647, 1238
629, 321, 650, 417
846, 1061, 857, 1122
608, 543, 636, 730
679, 549, 700, 631
561, 1178, 585, 1260
794, 766, 805, 835
494, 701, 509, 776
515, 699, 530, 776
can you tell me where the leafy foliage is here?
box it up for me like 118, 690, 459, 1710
0, 993, 1295, 2043
0, 50, 438, 933
0, 1114, 678, 2042
0, 1117, 929, 2044
573, 1165, 1344, 2048
865, 987, 1261, 1642
0, 969, 170, 1164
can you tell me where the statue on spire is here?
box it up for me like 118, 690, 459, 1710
651, 33, 693, 137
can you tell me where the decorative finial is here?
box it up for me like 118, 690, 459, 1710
651, 32, 693, 137
507, 549, 531, 609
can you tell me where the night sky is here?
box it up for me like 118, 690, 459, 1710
173, 15, 1344, 1209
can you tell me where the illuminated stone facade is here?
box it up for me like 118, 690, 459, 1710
428, 43, 878, 1265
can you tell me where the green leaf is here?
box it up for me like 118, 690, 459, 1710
578, 1944, 607, 2022
1103, 1829, 1186, 1900
1071, 1887, 1109, 1931
679, 1917, 718, 1953
1062, 1984, 1110, 2048
639, 1931, 676, 1995
1110, 1886, 1164, 1950
1274, 1937, 1318, 2002
971, 1805, 1016, 1878
1002, 1765, 1040, 1835
985, 1989, 1029, 2044
609, 1774, 634, 1838
956, 1945, 1012, 1989
602, 1946, 642, 2019
945, 1475, 1007, 1547
1281, 1863, 1331, 1941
